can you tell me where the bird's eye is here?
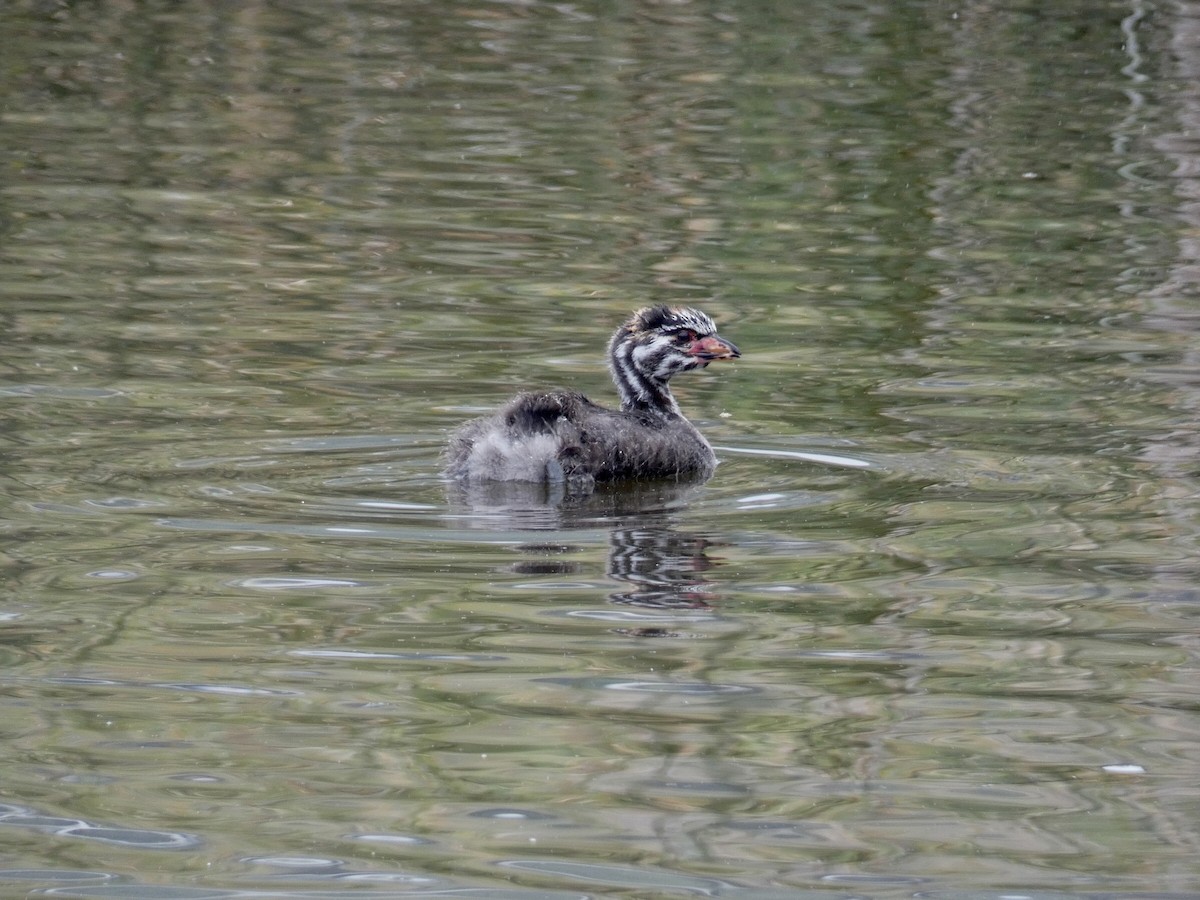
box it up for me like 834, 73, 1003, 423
674, 330, 696, 344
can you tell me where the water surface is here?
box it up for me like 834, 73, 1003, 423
3, 1, 1200, 898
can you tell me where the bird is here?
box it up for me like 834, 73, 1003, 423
444, 305, 740, 491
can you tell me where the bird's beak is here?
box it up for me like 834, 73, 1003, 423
689, 334, 741, 362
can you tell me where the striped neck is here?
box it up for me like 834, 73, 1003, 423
608, 332, 681, 419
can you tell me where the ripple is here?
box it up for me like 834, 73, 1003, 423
84, 497, 164, 510
562, 609, 717, 623
44, 676, 298, 698
0, 803, 199, 850
498, 859, 732, 894
0, 384, 123, 399
347, 833, 432, 845
242, 855, 341, 868
537, 677, 755, 696
0, 870, 116, 883
291, 649, 506, 663
235, 577, 366, 590
261, 434, 427, 453
715, 444, 873, 469
470, 808, 555, 821
356, 499, 438, 511
155, 683, 299, 697
604, 680, 754, 695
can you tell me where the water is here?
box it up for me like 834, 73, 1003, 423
3, 0, 1200, 897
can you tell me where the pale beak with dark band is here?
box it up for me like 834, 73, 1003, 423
689, 334, 741, 363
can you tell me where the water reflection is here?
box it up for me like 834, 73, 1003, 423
605, 526, 718, 612
447, 479, 722, 630
445, 477, 700, 528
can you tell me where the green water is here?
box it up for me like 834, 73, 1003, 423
3, 1, 1199, 897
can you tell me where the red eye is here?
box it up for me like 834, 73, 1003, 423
675, 330, 697, 343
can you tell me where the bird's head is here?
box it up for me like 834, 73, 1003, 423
614, 306, 740, 383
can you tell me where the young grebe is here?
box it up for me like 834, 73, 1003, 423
444, 306, 740, 490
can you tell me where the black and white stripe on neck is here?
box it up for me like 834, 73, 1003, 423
608, 333, 681, 418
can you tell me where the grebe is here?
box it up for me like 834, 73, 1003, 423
444, 306, 740, 490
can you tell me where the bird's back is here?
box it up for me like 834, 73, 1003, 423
444, 389, 716, 487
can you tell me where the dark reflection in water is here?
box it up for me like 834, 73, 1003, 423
449, 479, 721, 628
446, 476, 702, 529
604, 526, 719, 613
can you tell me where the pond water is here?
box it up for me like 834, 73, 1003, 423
3, 1, 1200, 898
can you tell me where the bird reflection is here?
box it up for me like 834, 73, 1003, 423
606, 527, 717, 610
445, 479, 723, 632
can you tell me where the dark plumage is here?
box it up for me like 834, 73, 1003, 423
444, 306, 740, 490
